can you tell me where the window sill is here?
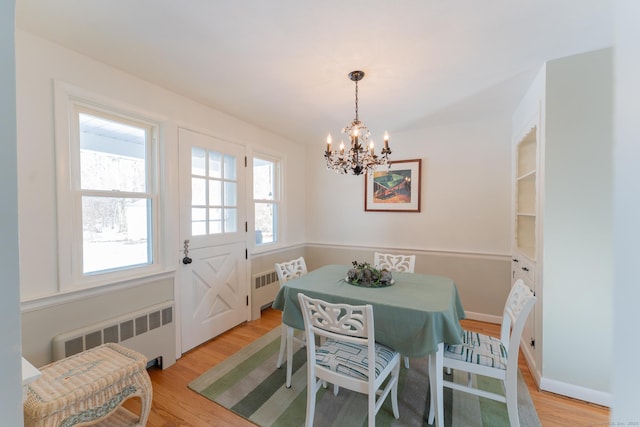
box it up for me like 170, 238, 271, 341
20, 269, 176, 313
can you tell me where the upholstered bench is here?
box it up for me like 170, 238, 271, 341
23, 343, 152, 427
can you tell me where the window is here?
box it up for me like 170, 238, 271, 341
253, 156, 279, 246
76, 109, 156, 275
54, 86, 160, 290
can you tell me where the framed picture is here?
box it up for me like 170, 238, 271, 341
364, 158, 422, 212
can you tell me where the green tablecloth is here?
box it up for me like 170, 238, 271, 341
272, 264, 466, 357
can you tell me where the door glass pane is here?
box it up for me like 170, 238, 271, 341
82, 196, 150, 273
208, 179, 222, 206
192, 147, 206, 176
79, 113, 147, 192
225, 208, 237, 232
209, 151, 222, 178
192, 177, 206, 206
224, 155, 236, 180
208, 208, 222, 234
224, 182, 237, 206
192, 207, 206, 236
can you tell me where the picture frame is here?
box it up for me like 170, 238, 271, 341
364, 158, 422, 212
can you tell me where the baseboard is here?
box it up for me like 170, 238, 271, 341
539, 377, 611, 408
464, 310, 502, 324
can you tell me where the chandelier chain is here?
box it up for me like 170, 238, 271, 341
354, 79, 359, 122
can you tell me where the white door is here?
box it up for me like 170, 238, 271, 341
178, 128, 248, 353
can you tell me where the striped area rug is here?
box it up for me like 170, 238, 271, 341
188, 327, 540, 427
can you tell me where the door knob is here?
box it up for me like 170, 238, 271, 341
182, 240, 192, 265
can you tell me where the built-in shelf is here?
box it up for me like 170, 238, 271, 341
515, 126, 537, 261
517, 169, 536, 181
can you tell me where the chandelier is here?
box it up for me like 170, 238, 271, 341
324, 70, 391, 175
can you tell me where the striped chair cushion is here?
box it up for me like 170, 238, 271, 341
315, 339, 397, 381
444, 330, 508, 370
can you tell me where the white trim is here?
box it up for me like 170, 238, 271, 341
20, 270, 175, 313
540, 377, 611, 408
251, 152, 283, 254
305, 242, 510, 261
250, 242, 306, 258
53, 80, 165, 291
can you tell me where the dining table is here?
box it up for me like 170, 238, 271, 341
271, 264, 466, 427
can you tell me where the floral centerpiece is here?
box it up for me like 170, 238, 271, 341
346, 261, 393, 288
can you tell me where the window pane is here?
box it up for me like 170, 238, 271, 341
192, 147, 206, 176
209, 208, 222, 234
208, 179, 222, 206
82, 196, 150, 274
255, 202, 275, 244
224, 182, 237, 206
253, 158, 274, 200
209, 151, 222, 178
79, 113, 146, 192
192, 207, 206, 236
225, 208, 237, 232
224, 155, 236, 180
192, 177, 206, 206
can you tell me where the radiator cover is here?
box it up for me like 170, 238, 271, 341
52, 301, 176, 369
251, 270, 279, 320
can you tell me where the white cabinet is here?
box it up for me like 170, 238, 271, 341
511, 65, 544, 382
512, 124, 539, 372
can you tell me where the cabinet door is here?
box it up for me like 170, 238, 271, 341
511, 254, 536, 353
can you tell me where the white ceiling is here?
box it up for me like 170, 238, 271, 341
15, 1, 613, 145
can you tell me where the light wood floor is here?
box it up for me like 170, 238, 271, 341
126, 308, 609, 426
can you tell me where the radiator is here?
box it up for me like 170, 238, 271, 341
251, 269, 279, 320
52, 301, 176, 369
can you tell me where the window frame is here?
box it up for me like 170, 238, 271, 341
54, 82, 162, 292
252, 153, 281, 251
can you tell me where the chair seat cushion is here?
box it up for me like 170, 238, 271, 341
315, 339, 397, 381
444, 330, 508, 370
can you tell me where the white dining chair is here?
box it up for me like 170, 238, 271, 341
433, 278, 536, 427
373, 251, 416, 368
373, 252, 416, 274
297, 293, 401, 427
274, 257, 308, 388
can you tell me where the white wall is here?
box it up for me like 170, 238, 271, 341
613, 0, 640, 422
542, 48, 613, 398
307, 115, 512, 253
16, 30, 307, 365
0, 0, 24, 424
